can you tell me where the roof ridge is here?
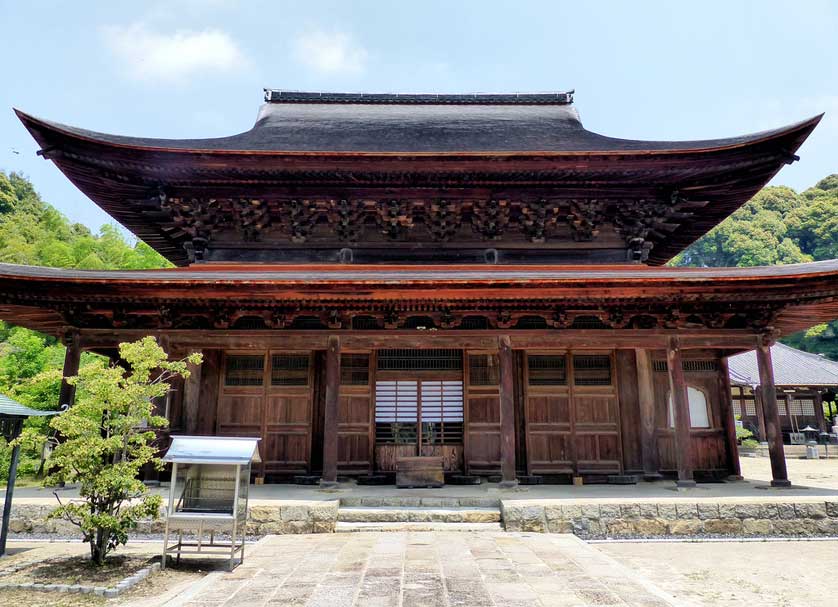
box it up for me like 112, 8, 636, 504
263, 89, 575, 105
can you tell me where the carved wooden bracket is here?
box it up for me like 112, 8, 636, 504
520, 199, 561, 243
566, 199, 605, 242
377, 200, 414, 240
471, 199, 510, 240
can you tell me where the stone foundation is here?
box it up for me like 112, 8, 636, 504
6, 500, 340, 537
501, 500, 838, 538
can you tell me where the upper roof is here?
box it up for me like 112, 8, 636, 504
728, 342, 838, 387
16, 90, 822, 154
14, 91, 823, 266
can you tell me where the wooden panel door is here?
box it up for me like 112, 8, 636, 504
572, 353, 622, 474
217, 351, 314, 477
524, 353, 574, 475
263, 353, 312, 474
217, 353, 265, 440
465, 352, 502, 474
338, 352, 374, 474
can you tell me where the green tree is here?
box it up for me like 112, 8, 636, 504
674, 178, 838, 360
44, 337, 201, 565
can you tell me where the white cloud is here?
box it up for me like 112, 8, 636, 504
101, 23, 247, 83
292, 30, 368, 75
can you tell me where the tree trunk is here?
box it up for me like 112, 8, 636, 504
91, 527, 109, 565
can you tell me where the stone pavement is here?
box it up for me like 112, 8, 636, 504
182, 531, 680, 607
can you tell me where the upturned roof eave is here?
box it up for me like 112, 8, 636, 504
13, 108, 823, 158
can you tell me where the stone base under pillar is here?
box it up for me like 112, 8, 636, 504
498, 480, 519, 489
770, 479, 793, 488
675, 479, 697, 489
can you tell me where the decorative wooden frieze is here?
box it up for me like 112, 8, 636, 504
471, 199, 510, 240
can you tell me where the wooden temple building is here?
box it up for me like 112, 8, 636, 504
4, 90, 837, 489
728, 342, 838, 441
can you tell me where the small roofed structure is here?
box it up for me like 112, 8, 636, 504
728, 343, 838, 442
0, 395, 61, 556
161, 436, 260, 570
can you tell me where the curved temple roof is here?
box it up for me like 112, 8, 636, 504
15, 91, 823, 154
13, 90, 824, 267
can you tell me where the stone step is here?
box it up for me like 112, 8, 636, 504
338, 506, 501, 523
339, 496, 500, 508
336, 521, 504, 533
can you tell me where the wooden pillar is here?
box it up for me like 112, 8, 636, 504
634, 348, 661, 481
717, 356, 742, 478
320, 336, 341, 488
753, 386, 768, 442
498, 335, 517, 487
666, 336, 695, 488
58, 330, 81, 408
756, 339, 791, 487
813, 391, 826, 432
183, 349, 203, 434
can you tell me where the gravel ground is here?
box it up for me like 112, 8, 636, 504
0, 541, 211, 607
600, 539, 838, 607
739, 454, 838, 490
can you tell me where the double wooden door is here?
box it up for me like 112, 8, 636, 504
374, 374, 465, 472
217, 352, 313, 475
524, 352, 622, 476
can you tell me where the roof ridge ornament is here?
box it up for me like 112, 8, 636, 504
262, 88, 575, 105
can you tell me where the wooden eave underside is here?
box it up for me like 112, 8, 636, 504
16, 111, 821, 266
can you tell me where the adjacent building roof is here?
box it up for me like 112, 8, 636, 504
0, 394, 61, 418
728, 342, 838, 387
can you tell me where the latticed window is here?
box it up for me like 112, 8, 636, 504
790, 398, 816, 416
778, 398, 788, 416
528, 355, 567, 385
468, 354, 499, 386
744, 398, 757, 416
271, 354, 309, 386
224, 355, 264, 386
573, 355, 611, 386
341, 354, 370, 385
732, 399, 742, 418
653, 360, 719, 373
377, 349, 462, 371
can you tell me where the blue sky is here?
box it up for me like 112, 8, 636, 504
1, 0, 836, 232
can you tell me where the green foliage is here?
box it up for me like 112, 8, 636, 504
43, 337, 202, 565
673, 176, 838, 360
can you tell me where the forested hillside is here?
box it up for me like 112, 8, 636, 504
0, 171, 169, 478
672, 174, 838, 359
